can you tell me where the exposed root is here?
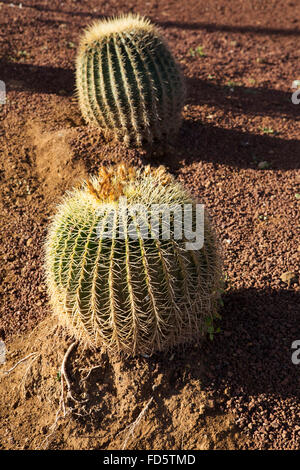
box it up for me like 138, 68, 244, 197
18, 353, 41, 395
121, 396, 154, 449
41, 340, 84, 449
2, 352, 39, 376
79, 365, 102, 384
41, 393, 71, 449
61, 341, 80, 402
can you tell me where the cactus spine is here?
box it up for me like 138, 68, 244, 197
75, 14, 185, 146
45, 164, 221, 355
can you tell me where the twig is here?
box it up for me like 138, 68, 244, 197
41, 400, 70, 449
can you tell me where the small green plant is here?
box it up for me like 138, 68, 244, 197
17, 50, 29, 59
189, 45, 206, 57
75, 13, 185, 147
45, 164, 222, 355
205, 314, 221, 341
261, 127, 274, 135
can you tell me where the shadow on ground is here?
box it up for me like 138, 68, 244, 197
1, 63, 299, 170
164, 77, 299, 170
1, 1, 300, 37
186, 77, 296, 118
0, 62, 75, 96
158, 21, 300, 37
171, 119, 299, 170
67, 287, 300, 438
137, 287, 300, 401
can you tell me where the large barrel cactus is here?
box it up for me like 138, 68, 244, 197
75, 14, 185, 146
45, 164, 221, 355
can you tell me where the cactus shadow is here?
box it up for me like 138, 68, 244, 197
165, 76, 299, 170
172, 118, 299, 170
158, 20, 300, 37
64, 288, 299, 441
189, 287, 300, 399
0, 61, 75, 96
186, 77, 296, 119
124, 287, 300, 404
0, 0, 106, 19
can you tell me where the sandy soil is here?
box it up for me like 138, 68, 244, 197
0, 0, 299, 450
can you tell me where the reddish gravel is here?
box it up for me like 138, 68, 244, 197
0, 0, 299, 450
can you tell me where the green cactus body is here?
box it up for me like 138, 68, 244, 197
45, 165, 221, 355
75, 14, 185, 146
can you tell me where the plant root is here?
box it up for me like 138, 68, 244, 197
18, 353, 41, 395
79, 365, 102, 384
41, 340, 85, 449
61, 341, 80, 403
2, 352, 39, 376
121, 396, 154, 449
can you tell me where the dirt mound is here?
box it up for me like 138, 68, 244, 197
0, 317, 242, 450
28, 124, 87, 201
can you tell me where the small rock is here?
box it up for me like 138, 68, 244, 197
26, 238, 32, 246
257, 161, 270, 170
280, 271, 297, 287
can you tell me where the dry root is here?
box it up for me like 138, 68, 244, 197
121, 396, 154, 449
2, 352, 39, 376
41, 341, 79, 449
61, 341, 80, 402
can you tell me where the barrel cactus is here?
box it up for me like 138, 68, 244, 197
75, 13, 185, 146
45, 164, 221, 355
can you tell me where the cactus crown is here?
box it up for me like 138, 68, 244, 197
75, 13, 185, 147
45, 164, 221, 356
86, 163, 173, 202
79, 14, 156, 46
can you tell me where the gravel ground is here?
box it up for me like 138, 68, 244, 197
0, 0, 299, 450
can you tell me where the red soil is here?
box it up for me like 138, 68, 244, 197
0, 0, 299, 450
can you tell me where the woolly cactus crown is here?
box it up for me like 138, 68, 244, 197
79, 14, 156, 45
45, 164, 221, 355
75, 13, 185, 146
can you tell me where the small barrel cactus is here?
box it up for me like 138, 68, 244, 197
45, 164, 221, 355
75, 13, 185, 146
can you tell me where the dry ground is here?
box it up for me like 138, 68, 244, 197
0, 0, 299, 450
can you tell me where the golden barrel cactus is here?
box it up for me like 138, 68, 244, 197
75, 14, 185, 146
45, 164, 221, 355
